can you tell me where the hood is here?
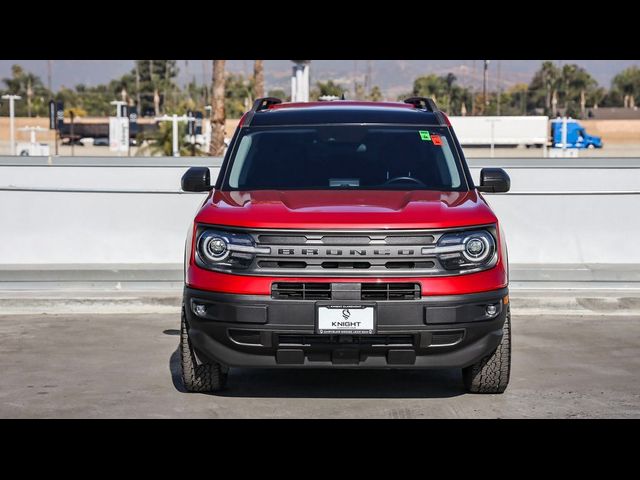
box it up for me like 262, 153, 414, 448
194, 189, 497, 230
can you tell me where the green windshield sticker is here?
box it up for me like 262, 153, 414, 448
419, 130, 431, 141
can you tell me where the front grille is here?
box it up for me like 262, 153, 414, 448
250, 228, 446, 277
272, 282, 420, 301
278, 334, 415, 347
272, 282, 331, 300
361, 283, 421, 300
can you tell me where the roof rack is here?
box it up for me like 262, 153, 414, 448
403, 97, 438, 112
243, 97, 282, 126
403, 96, 449, 126
254, 97, 282, 111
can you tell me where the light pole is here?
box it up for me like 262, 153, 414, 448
487, 118, 500, 158
155, 114, 190, 157
70, 110, 76, 157
482, 60, 490, 113
2, 94, 22, 155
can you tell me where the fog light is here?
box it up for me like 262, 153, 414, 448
193, 303, 207, 317
486, 304, 498, 316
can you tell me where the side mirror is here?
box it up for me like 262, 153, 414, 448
181, 167, 212, 192
477, 168, 510, 193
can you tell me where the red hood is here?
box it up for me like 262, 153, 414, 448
195, 190, 496, 230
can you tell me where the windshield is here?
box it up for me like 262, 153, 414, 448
223, 125, 467, 191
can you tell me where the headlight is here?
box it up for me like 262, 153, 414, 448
195, 228, 270, 272
431, 229, 496, 272
201, 235, 228, 261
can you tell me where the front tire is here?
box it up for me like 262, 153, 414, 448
180, 305, 227, 392
462, 307, 511, 394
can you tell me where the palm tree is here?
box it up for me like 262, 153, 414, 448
560, 64, 597, 117
254, 60, 264, 99
137, 122, 196, 157
613, 67, 640, 109
444, 73, 456, 113
411, 74, 448, 104
539, 61, 560, 115
570, 69, 596, 117
210, 60, 226, 156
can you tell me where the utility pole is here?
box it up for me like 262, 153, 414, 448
353, 60, 358, 100
483, 60, 490, 114
47, 60, 52, 92
70, 110, 75, 157
202, 60, 209, 106
135, 61, 141, 116
471, 60, 476, 115
2, 94, 22, 155
365, 60, 372, 98
496, 60, 501, 116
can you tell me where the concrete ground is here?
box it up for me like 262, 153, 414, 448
1, 310, 639, 418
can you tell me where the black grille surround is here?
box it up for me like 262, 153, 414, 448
204, 226, 498, 277
271, 282, 332, 300
272, 282, 421, 301
361, 282, 421, 300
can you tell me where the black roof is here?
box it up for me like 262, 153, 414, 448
249, 103, 443, 126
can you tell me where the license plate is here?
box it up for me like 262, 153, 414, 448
317, 305, 375, 334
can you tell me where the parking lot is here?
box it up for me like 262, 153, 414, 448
1, 310, 639, 418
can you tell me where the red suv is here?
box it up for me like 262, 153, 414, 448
180, 97, 511, 393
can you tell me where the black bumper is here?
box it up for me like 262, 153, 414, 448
184, 286, 509, 369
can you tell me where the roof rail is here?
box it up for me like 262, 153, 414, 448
403, 97, 438, 112
243, 97, 282, 127
254, 97, 282, 111
403, 96, 449, 126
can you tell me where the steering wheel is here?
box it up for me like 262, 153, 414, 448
382, 176, 426, 187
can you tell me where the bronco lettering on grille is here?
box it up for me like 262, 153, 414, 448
275, 248, 418, 257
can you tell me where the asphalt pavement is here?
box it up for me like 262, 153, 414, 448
1, 310, 639, 418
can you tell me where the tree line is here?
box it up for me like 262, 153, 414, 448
3, 60, 640, 154
3, 61, 639, 120
405, 62, 640, 118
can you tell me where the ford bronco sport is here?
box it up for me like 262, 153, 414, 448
180, 97, 511, 394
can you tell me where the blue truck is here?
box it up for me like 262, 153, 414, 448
551, 118, 603, 149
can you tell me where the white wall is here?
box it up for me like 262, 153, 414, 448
0, 157, 638, 266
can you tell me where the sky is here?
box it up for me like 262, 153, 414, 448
1, 60, 639, 98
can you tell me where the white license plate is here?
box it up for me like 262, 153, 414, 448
317, 305, 375, 334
